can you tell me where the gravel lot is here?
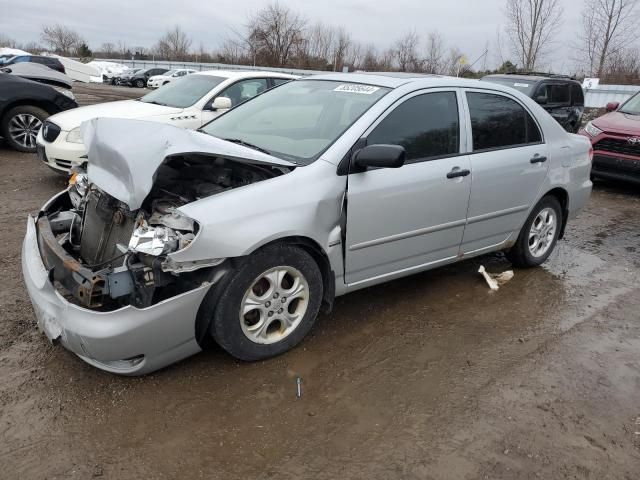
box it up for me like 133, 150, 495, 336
1, 83, 639, 480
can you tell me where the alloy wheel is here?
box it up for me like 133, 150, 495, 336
528, 207, 557, 258
8, 113, 42, 149
239, 266, 310, 345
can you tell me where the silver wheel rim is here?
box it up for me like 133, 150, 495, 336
528, 207, 557, 258
240, 266, 310, 345
8, 113, 42, 149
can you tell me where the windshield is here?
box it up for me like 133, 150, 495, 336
619, 92, 640, 115
481, 77, 536, 96
140, 75, 225, 108
163, 70, 177, 76
202, 79, 390, 164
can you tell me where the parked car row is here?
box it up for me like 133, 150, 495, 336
21, 71, 595, 375
0, 67, 77, 151
37, 70, 295, 171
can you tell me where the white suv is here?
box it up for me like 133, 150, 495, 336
36, 70, 296, 172
146, 68, 197, 89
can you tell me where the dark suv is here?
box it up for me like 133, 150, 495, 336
481, 74, 584, 133
126, 67, 169, 88
0, 55, 66, 74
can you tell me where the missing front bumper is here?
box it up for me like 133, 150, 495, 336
22, 215, 213, 375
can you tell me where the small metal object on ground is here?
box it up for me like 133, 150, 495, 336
296, 377, 302, 398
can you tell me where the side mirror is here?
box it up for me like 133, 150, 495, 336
606, 102, 619, 112
534, 95, 548, 105
209, 96, 232, 111
353, 144, 405, 170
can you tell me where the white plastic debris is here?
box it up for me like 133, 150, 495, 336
478, 266, 514, 291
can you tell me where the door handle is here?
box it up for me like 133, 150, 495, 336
446, 168, 470, 179
530, 155, 547, 164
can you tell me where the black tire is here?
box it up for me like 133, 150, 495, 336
508, 195, 562, 268
210, 244, 323, 361
134, 78, 145, 88
0, 105, 49, 153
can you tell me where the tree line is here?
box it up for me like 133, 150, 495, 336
1, 0, 638, 83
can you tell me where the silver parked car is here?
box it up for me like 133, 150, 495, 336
22, 73, 592, 375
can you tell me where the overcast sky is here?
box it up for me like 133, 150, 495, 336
1, 0, 586, 71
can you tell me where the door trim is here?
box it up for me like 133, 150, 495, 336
349, 218, 468, 251
466, 204, 529, 225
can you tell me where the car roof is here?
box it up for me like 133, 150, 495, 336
304, 72, 531, 93
194, 69, 298, 80
484, 73, 579, 84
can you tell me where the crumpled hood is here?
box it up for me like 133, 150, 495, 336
82, 117, 295, 210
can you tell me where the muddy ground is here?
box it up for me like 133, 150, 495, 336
1, 83, 639, 479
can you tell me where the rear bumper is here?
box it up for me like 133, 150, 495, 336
22, 215, 212, 375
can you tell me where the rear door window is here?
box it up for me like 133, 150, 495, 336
466, 92, 542, 151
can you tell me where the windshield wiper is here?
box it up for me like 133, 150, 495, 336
619, 110, 639, 116
222, 138, 271, 155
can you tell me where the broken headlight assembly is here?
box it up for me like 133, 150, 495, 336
128, 217, 195, 256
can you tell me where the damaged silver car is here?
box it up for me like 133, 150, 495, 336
22, 74, 593, 375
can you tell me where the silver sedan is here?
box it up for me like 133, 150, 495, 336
22, 73, 593, 374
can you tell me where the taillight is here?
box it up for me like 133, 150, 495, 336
588, 146, 594, 162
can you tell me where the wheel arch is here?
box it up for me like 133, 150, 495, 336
0, 100, 59, 122
543, 187, 569, 238
193, 235, 336, 349
253, 236, 335, 314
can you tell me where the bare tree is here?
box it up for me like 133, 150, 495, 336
424, 32, 445, 73
117, 40, 129, 59
604, 46, 640, 83
100, 42, 116, 57
218, 38, 247, 64
40, 24, 84, 55
155, 26, 192, 61
443, 47, 466, 76
504, 0, 563, 70
394, 31, 421, 72
0, 34, 17, 48
579, 0, 638, 77
328, 27, 352, 71
247, 2, 306, 67
20, 41, 43, 54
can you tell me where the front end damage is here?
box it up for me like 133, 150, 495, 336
23, 118, 295, 374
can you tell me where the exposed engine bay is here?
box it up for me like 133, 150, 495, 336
38, 154, 290, 310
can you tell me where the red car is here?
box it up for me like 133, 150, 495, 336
579, 91, 640, 185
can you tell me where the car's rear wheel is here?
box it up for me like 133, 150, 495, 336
508, 195, 562, 268
210, 244, 323, 361
135, 78, 145, 88
1, 106, 48, 152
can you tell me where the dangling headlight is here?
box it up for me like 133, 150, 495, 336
128, 217, 195, 256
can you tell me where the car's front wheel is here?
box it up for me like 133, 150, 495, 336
0, 106, 49, 152
210, 244, 323, 361
508, 195, 562, 268
134, 78, 145, 88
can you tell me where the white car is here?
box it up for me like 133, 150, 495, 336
36, 70, 296, 173
146, 68, 197, 89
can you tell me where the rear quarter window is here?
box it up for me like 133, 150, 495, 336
571, 84, 584, 106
